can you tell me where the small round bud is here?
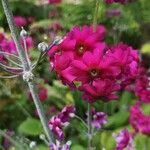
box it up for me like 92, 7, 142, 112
29, 141, 36, 148
20, 27, 28, 38
39, 134, 46, 140
23, 71, 34, 82
38, 42, 48, 52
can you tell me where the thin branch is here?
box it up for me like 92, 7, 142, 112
0, 51, 21, 61
0, 67, 22, 75
0, 62, 23, 71
5, 55, 23, 67
0, 74, 19, 79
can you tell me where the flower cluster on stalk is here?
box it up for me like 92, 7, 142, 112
91, 108, 108, 129
48, 105, 75, 140
48, 25, 140, 103
130, 102, 150, 135
113, 129, 134, 150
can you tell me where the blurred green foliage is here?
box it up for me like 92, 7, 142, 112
0, 0, 150, 149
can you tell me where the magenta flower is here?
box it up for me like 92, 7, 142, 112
58, 105, 75, 123
49, 116, 64, 140
91, 108, 107, 129
105, 0, 134, 4
82, 79, 120, 102
2, 130, 14, 149
49, 22, 63, 31
9, 37, 33, 53
134, 68, 150, 103
106, 9, 122, 17
14, 16, 27, 27
48, 0, 62, 4
114, 129, 134, 150
62, 47, 120, 85
130, 102, 150, 135
48, 105, 75, 140
50, 140, 71, 150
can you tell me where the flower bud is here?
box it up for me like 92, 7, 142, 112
38, 42, 48, 52
29, 141, 36, 148
20, 27, 28, 38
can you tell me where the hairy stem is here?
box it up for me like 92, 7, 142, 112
93, 0, 100, 31
1, 0, 53, 143
87, 103, 93, 150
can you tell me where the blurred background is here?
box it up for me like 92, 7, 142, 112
0, 0, 150, 149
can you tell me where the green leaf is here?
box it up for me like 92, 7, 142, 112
71, 145, 85, 150
18, 118, 43, 136
37, 144, 49, 150
104, 111, 129, 129
100, 131, 115, 150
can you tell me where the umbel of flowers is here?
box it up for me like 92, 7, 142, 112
48, 25, 140, 103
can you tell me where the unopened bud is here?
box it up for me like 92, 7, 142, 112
39, 134, 46, 140
38, 42, 48, 52
23, 71, 34, 82
20, 27, 28, 38
29, 141, 36, 148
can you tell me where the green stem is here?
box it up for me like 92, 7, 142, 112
1, 0, 53, 143
75, 115, 88, 129
87, 103, 93, 150
93, 0, 100, 32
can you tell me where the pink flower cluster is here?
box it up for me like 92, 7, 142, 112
49, 105, 75, 140
48, 26, 139, 103
91, 108, 107, 129
114, 129, 133, 150
50, 140, 71, 150
134, 68, 150, 103
14, 16, 35, 27
48, 0, 62, 4
130, 102, 150, 135
0, 32, 33, 56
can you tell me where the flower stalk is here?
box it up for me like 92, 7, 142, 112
1, 0, 53, 143
87, 103, 93, 150
93, 0, 100, 31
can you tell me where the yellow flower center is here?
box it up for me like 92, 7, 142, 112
90, 69, 99, 77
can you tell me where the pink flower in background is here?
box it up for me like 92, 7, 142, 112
135, 68, 150, 103
105, 0, 134, 4
62, 46, 120, 85
130, 102, 150, 135
114, 129, 134, 150
106, 9, 122, 17
50, 140, 71, 150
58, 105, 75, 123
27, 16, 35, 24
49, 116, 64, 140
48, 105, 75, 140
14, 16, 27, 27
8, 37, 33, 54
48, 0, 62, 4
49, 22, 63, 31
